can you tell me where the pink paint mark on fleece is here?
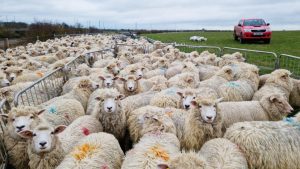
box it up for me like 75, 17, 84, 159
82, 127, 90, 136
101, 164, 109, 169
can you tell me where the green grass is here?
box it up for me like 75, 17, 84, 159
143, 31, 300, 77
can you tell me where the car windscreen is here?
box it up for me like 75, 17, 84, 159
243, 19, 266, 26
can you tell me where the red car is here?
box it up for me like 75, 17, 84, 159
234, 19, 272, 44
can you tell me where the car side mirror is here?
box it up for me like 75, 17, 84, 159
267, 23, 270, 26
238, 24, 242, 27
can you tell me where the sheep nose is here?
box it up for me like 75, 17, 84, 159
39, 142, 47, 147
107, 107, 112, 110
206, 116, 212, 120
16, 125, 25, 130
185, 105, 190, 109
106, 83, 111, 86
129, 87, 132, 90
96, 84, 100, 88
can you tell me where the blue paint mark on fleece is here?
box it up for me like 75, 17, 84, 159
226, 81, 240, 88
283, 117, 300, 130
47, 105, 57, 114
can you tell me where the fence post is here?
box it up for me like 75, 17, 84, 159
4, 38, 9, 50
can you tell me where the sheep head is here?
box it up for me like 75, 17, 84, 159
216, 66, 234, 81
191, 97, 223, 124
106, 62, 121, 76
99, 74, 118, 88
77, 79, 99, 92
119, 75, 142, 92
95, 88, 124, 114
18, 124, 66, 154
262, 94, 294, 118
1, 106, 45, 140
177, 89, 196, 110
266, 69, 293, 91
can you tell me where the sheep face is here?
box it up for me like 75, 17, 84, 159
19, 125, 66, 154
78, 79, 99, 92
1, 108, 44, 140
177, 91, 196, 110
4, 67, 24, 82
99, 75, 118, 88
106, 63, 120, 76
120, 76, 141, 92
95, 94, 124, 113
191, 98, 222, 124
266, 94, 294, 115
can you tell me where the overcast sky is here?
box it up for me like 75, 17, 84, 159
0, 0, 299, 30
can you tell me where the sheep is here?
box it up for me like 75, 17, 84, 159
11, 71, 45, 84
90, 88, 126, 143
58, 115, 103, 153
158, 152, 207, 169
224, 120, 300, 169
199, 138, 248, 169
44, 79, 99, 110
218, 93, 294, 132
98, 74, 119, 88
56, 132, 124, 169
18, 123, 67, 169
181, 97, 223, 151
197, 65, 234, 92
253, 69, 293, 101
150, 87, 182, 108
127, 106, 177, 144
217, 64, 259, 101
118, 75, 143, 96
0, 106, 45, 169
3, 66, 25, 82
62, 76, 91, 94
121, 132, 180, 169
168, 72, 197, 89
73, 63, 91, 77
41, 98, 85, 126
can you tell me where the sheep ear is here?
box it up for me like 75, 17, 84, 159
106, 66, 112, 70
119, 78, 126, 82
95, 97, 102, 101
37, 109, 45, 116
0, 114, 8, 119
54, 125, 67, 135
1, 67, 8, 71
191, 100, 197, 107
152, 115, 159, 121
215, 97, 223, 103
136, 76, 142, 81
177, 92, 183, 98
157, 164, 169, 169
269, 95, 278, 103
18, 130, 33, 139
116, 94, 125, 100
113, 76, 119, 81
225, 68, 233, 74
98, 76, 105, 80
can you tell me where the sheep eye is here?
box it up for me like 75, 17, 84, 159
193, 97, 196, 99
51, 132, 54, 135
199, 105, 202, 108
12, 118, 15, 121
33, 134, 36, 137
30, 116, 34, 119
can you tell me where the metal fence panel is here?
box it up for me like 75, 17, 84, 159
174, 43, 222, 57
0, 99, 10, 169
222, 47, 278, 74
279, 54, 300, 79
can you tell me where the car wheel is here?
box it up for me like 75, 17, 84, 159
233, 32, 238, 40
239, 37, 245, 44
264, 39, 270, 44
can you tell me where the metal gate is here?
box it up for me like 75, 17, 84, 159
222, 47, 278, 74
279, 54, 300, 79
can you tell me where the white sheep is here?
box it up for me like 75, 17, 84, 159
56, 132, 124, 169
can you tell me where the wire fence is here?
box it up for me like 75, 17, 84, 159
279, 54, 300, 79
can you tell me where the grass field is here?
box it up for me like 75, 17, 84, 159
143, 31, 300, 77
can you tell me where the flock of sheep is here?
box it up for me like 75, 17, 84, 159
0, 33, 299, 169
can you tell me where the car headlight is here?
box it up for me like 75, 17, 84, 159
266, 28, 271, 32
244, 29, 252, 32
